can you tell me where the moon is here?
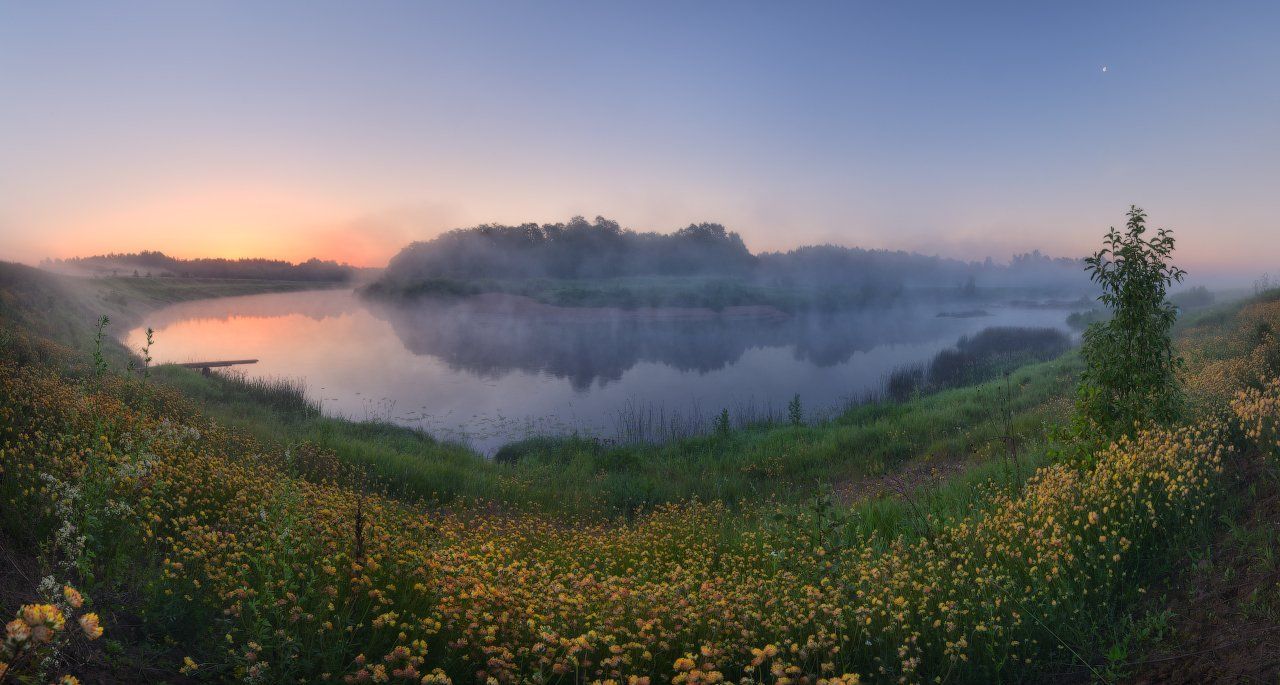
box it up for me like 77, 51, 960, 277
1102, 65, 1109, 73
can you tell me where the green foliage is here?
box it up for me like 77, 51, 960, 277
1066, 308, 1107, 331
1076, 206, 1186, 446
506, 355, 1080, 514
788, 393, 804, 427
92, 314, 110, 378
882, 327, 1071, 402
49, 249, 354, 281
713, 408, 732, 437
369, 216, 1090, 310
140, 326, 154, 384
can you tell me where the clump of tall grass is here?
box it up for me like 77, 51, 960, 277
209, 369, 320, 419
931, 326, 1070, 385
611, 396, 787, 444
882, 326, 1071, 401
884, 363, 927, 402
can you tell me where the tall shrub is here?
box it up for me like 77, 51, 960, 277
1076, 206, 1185, 444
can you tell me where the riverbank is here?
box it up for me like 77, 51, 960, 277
0, 264, 343, 359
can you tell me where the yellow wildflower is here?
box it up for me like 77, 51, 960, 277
62, 586, 84, 609
78, 613, 103, 640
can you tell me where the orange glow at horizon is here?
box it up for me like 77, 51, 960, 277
8, 184, 1270, 277
23, 213, 1270, 276
20, 185, 437, 268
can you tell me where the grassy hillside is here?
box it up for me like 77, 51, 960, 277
5, 260, 1280, 683
491, 353, 1078, 514
0, 264, 337, 358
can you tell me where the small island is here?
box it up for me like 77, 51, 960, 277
364, 216, 1090, 313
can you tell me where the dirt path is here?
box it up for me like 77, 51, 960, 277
832, 454, 973, 505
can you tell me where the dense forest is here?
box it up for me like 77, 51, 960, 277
45, 250, 356, 282
382, 216, 756, 280
372, 216, 1090, 301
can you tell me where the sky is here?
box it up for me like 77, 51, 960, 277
2, 1, 1278, 276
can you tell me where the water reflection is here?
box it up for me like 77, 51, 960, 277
365, 297, 1007, 390
127, 289, 1077, 451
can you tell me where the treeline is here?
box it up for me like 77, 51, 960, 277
374, 215, 1088, 295
383, 216, 755, 281
756, 245, 1083, 290
45, 250, 355, 282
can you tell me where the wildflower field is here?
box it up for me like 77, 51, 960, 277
4, 282, 1280, 683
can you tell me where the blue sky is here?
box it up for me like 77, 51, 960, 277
2, 1, 1278, 275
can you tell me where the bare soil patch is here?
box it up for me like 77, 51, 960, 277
1126, 461, 1280, 684
833, 453, 972, 505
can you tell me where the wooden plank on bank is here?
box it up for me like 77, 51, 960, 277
176, 359, 259, 369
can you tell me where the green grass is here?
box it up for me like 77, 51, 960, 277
473, 352, 1080, 514
846, 446, 1053, 545
148, 364, 512, 506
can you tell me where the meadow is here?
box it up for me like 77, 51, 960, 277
3, 262, 1280, 683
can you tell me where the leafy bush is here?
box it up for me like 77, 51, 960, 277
1076, 206, 1186, 443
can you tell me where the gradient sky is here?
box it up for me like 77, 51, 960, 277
2, 2, 1278, 275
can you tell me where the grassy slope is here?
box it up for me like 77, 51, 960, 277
148, 364, 509, 505
0, 263, 507, 503
498, 353, 1078, 513
149, 350, 1079, 521
4, 259, 1279, 683
0, 265, 337, 358
3, 283, 1272, 683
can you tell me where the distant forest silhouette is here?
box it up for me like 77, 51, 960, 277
46, 251, 355, 282
47, 217, 1089, 292
375, 215, 1087, 292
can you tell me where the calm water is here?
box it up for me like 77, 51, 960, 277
126, 289, 1077, 452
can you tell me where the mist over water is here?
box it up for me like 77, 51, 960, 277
126, 289, 1081, 453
